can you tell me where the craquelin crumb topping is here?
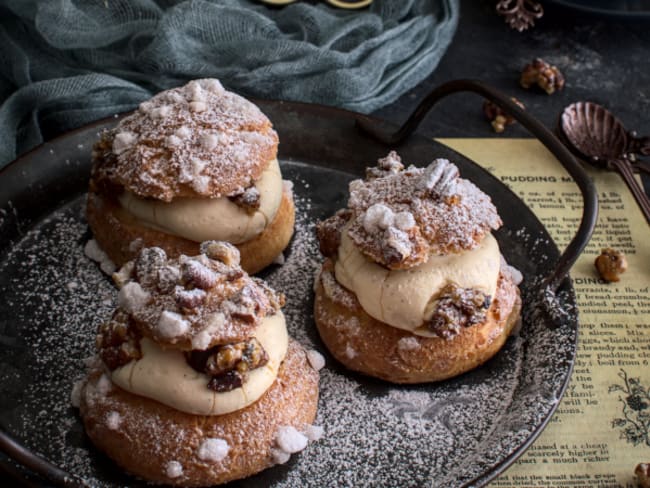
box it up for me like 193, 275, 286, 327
105, 411, 122, 430
104, 242, 285, 350
317, 152, 502, 270
90, 79, 278, 202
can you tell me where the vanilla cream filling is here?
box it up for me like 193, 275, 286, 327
118, 158, 283, 244
111, 312, 288, 415
334, 229, 501, 337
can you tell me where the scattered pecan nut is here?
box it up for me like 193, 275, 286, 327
483, 98, 525, 133
595, 248, 628, 282
520, 58, 565, 94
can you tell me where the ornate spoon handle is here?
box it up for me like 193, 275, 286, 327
608, 158, 650, 224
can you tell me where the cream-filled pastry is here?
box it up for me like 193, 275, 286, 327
314, 152, 522, 384
87, 79, 294, 275
77, 243, 321, 486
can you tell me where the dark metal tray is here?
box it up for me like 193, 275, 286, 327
0, 87, 593, 487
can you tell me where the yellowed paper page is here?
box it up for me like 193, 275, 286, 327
439, 138, 650, 488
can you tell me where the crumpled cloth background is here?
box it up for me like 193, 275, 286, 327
0, 0, 458, 167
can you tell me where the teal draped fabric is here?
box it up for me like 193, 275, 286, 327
0, 0, 459, 166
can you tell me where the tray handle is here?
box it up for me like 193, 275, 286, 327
0, 427, 88, 487
356, 79, 598, 293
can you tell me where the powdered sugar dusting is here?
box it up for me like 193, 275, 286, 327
0, 161, 577, 487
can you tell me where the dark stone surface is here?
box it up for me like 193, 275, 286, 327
373, 0, 650, 193
375, 0, 650, 141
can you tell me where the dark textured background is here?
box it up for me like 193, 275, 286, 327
376, 0, 650, 140
375, 0, 650, 193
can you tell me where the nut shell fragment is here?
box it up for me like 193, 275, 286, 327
483, 98, 525, 133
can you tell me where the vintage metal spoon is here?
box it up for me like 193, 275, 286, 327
560, 102, 650, 224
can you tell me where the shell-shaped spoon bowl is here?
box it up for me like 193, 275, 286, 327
560, 101, 629, 166
560, 101, 650, 224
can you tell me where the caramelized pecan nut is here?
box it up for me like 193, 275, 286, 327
426, 284, 491, 339
186, 338, 269, 392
